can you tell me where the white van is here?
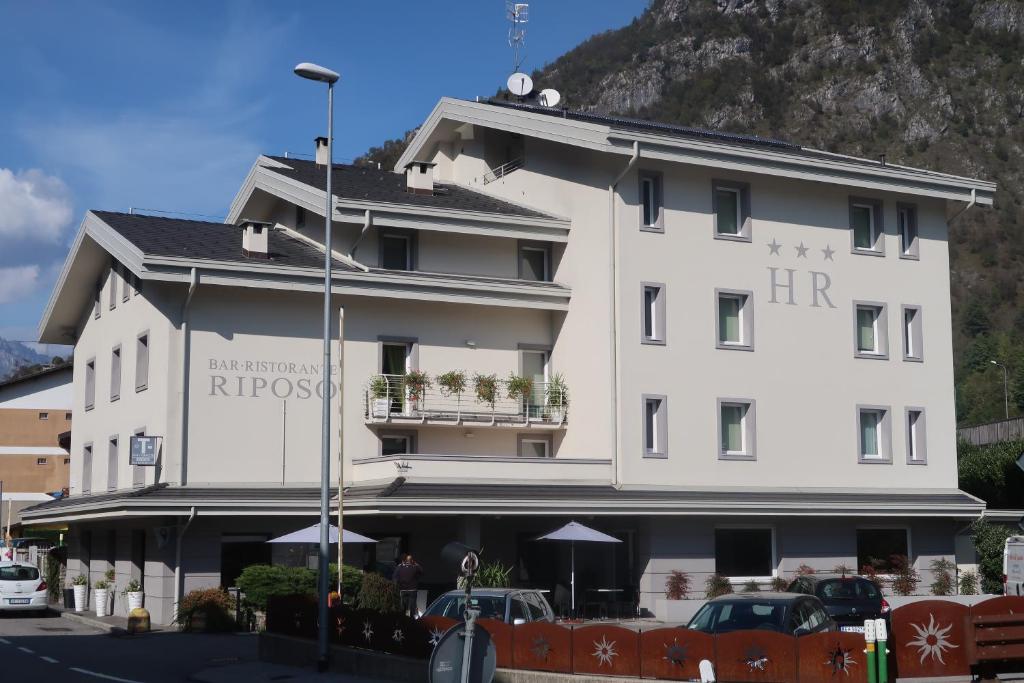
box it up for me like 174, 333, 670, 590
1005, 536, 1024, 596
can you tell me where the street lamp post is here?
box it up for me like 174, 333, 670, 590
294, 61, 340, 672
990, 360, 1009, 420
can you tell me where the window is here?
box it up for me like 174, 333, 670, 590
713, 180, 751, 241
65, 412, 72, 420
716, 289, 754, 350
858, 405, 892, 463
38, 412, 48, 420
64, 458, 70, 465
108, 436, 119, 491
898, 204, 919, 259
110, 346, 121, 401
638, 172, 663, 232
109, 268, 118, 310
36, 458, 47, 466
850, 197, 884, 254
94, 282, 101, 319
82, 444, 93, 494
641, 283, 666, 344
715, 528, 773, 577
380, 432, 415, 457
642, 395, 667, 458
718, 399, 756, 460
135, 333, 149, 392
519, 346, 549, 418
518, 434, 552, 458
518, 242, 550, 282
85, 359, 96, 410
122, 267, 132, 302
856, 529, 909, 574
853, 302, 888, 359
902, 305, 923, 361
906, 408, 927, 464
379, 233, 413, 270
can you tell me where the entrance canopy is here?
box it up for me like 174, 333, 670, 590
267, 523, 376, 545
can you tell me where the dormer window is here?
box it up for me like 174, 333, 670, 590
380, 232, 414, 271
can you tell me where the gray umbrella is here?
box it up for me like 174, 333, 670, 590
536, 521, 621, 613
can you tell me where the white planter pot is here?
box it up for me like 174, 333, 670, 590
94, 588, 110, 617
126, 591, 144, 611
371, 398, 389, 418
549, 408, 565, 423
73, 585, 87, 612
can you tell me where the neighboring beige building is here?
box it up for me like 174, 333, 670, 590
23, 99, 995, 623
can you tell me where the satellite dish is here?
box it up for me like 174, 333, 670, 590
506, 72, 533, 97
538, 88, 561, 108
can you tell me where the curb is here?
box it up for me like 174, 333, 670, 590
58, 609, 119, 633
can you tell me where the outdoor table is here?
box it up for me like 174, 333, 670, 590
584, 588, 623, 620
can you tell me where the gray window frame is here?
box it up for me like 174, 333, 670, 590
849, 196, 885, 256
135, 331, 150, 392
715, 288, 754, 351
378, 229, 417, 271
905, 407, 927, 465
132, 427, 147, 487
85, 358, 96, 411
641, 394, 668, 459
110, 345, 121, 402
897, 202, 919, 260
717, 398, 757, 461
853, 301, 889, 360
122, 266, 132, 302
638, 171, 664, 233
857, 404, 893, 464
641, 282, 666, 345
517, 240, 551, 282
107, 435, 119, 492
712, 179, 752, 242
901, 304, 923, 362
517, 433, 553, 458
378, 430, 417, 457
377, 336, 420, 373
82, 443, 93, 494
109, 267, 118, 310
94, 281, 102, 319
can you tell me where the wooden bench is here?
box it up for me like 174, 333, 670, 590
964, 612, 1024, 681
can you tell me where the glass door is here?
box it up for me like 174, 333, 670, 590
381, 343, 411, 414
521, 350, 548, 419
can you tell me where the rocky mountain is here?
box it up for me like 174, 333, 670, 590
0, 337, 50, 382
363, 0, 1024, 426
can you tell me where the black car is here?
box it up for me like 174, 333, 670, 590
787, 574, 890, 632
687, 592, 837, 636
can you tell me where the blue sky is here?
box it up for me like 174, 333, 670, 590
0, 0, 646, 349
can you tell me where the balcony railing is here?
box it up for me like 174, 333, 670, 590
363, 374, 567, 427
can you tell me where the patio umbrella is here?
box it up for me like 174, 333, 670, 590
266, 523, 377, 545
535, 521, 621, 613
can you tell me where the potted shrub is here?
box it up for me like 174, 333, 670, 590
175, 588, 236, 632
93, 570, 113, 617
437, 370, 467, 416
72, 574, 88, 612
506, 374, 533, 415
369, 375, 390, 418
547, 372, 568, 423
705, 574, 733, 599
664, 570, 690, 600
473, 374, 498, 415
123, 578, 144, 611
403, 371, 431, 411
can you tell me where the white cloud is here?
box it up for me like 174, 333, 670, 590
0, 168, 73, 242
0, 265, 41, 304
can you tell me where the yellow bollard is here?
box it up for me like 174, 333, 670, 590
127, 607, 151, 634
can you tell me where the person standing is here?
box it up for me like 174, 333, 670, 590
394, 553, 423, 618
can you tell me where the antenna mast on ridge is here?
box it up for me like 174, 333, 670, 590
507, 1, 528, 72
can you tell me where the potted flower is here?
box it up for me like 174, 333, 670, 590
123, 578, 144, 611
93, 570, 113, 617
369, 375, 390, 418
72, 574, 88, 612
505, 374, 533, 416
403, 371, 431, 411
547, 372, 568, 423
437, 370, 467, 417
474, 374, 499, 418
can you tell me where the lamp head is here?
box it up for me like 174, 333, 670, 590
293, 62, 340, 84
991, 360, 999, 366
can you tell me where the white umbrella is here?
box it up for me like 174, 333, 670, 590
267, 523, 377, 545
535, 521, 621, 614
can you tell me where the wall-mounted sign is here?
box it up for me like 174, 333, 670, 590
130, 435, 161, 466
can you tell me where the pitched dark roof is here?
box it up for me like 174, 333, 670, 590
264, 157, 555, 219
92, 211, 356, 271
0, 362, 72, 390
484, 98, 801, 151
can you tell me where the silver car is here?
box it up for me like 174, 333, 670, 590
424, 588, 554, 624
0, 562, 48, 613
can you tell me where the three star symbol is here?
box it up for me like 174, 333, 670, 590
766, 237, 834, 262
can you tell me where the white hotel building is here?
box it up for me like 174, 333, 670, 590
24, 98, 994, 623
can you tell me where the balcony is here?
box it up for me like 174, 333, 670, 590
362, 373, 567, 429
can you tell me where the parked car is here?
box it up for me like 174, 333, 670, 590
687, 592, 836, 636
787, 574, 889, 632
423, 589, 555, 624
0, 561, 48, 613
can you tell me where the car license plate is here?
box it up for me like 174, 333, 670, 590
7, 598, 30, 605
840, 625, 864, 633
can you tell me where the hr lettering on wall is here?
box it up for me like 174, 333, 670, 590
765, 237, 838, 309
207, 358, 339, 399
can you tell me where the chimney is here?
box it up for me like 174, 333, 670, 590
315, 136, 330, 166
404, 161, 436, 195
240, 219, 272, 259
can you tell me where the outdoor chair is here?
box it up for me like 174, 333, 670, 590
552, 584, 572, 620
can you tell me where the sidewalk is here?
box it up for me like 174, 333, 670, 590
189, 661, 400, 683
54, 604, 166, 634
